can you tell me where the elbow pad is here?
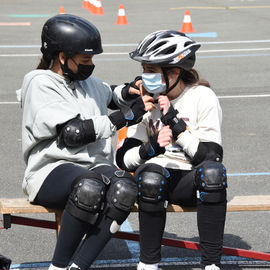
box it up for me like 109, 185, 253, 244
57, 117, 96, 148
191, 142, 223, 166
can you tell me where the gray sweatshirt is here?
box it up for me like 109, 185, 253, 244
18, 69, 129, 201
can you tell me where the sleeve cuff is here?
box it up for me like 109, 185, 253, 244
176, 130, 200, 158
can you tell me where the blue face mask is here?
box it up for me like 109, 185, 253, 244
142, 73, 166, 94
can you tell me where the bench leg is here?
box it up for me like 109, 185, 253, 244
55, 211, 62, 238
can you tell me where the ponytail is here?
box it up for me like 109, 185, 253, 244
182, 68, 210, 88
36, 56, 51, 70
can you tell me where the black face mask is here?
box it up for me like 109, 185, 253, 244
61, 58, 95, 81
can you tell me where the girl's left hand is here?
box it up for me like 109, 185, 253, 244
158, 95, 170, 115
157, 125, 172, 147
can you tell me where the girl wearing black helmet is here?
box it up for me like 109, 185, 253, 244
17, 14, 156, 270
116, 30, 227, 270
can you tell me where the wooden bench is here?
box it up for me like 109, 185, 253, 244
1, 196, 270, 262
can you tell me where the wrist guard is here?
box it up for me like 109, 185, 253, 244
121, 76, 142, 101
109, 97, 147, 130
161, 105, 187, 140
139, 133, 165, 160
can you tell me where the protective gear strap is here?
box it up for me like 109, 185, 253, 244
57, 116, 96, 148
105, 170, 137, 224
135, 163, 170, 212
162, 68, 185, 94
160, 105, 187, 140
109, 97, 147, 130
65, 172, 109, 224
195, 161, 227, 203
108, 111, 127, 130
139, 133, 165, 160
191, 142, 223, 166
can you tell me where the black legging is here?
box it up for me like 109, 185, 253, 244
138, 168, 227, 267
34, 163, 120, 269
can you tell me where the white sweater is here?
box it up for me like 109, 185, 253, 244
123, 85, 222, 171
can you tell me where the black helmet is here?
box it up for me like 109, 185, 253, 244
41, 14, 103, 61
130, 30, 200, 70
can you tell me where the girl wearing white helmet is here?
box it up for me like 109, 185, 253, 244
18, 14, 155, 270
116, 30, 227, 270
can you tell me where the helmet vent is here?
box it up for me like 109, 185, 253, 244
150, 41, 166, 52
157, 44, 177, 56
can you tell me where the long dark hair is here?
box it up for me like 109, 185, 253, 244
36, 56, 51, 70
182, 68, 210, 88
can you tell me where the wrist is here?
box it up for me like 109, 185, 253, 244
139, 133, 165, 160
109, 111, 126, 130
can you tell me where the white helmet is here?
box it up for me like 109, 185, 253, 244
130, 30, 200, 70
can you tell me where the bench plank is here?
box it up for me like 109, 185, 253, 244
1, 195, 270, 215
0, 198, 56, 214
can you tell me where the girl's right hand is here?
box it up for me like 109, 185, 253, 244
157, 125, 172, 147
142, 95, 156, 112
158, 95, 170, 115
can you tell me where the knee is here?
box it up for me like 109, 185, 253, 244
65, 171, 108, 224
195, 161, 227, 203
105, 170, 137, 224
135, 163, 170, 212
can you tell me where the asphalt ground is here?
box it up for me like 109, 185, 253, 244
0, 0, 270, 269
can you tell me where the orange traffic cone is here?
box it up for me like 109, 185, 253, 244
82, 0, 88, 9
87, 0, 94, 13
116, 4, 128, 25
117, 127, 128, 150
94, 0, 104, 15
179, 10, 196, 33
59, 6, 65, 14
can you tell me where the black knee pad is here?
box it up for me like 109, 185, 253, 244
66, 171, 109, 224
105, 170, 137, 224
195, 161, 227, 203
135, 163, 170, 212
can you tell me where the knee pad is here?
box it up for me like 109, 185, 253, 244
105, 170, 137, 224
66, 172, 109, 224
195, 161, 227, 203
135, 163, 170, 212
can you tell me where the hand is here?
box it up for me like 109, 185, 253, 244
158, 95, 170, 115
160, 106, 187, 140
122, 76, 141, 100
139, 132, 165, 160
157, 125, 172, 147
142, 95, 156, 112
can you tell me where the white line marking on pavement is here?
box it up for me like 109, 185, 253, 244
1, 94, 270, 105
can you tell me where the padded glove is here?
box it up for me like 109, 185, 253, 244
139, 133, 165, 160
160, 105, 187, 140
109, 96, 146, 130
121, 76, 142, 101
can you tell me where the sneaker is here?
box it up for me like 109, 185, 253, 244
68, 263, 81, 270
48, 265, 67, 270
205, 264, 220, 270
137, 261, 158, 270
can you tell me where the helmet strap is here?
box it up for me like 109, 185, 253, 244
161, 67, 185, 94
59, 55, 74, 81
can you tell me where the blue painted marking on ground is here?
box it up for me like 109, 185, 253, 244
228, 172, 270, 176
8, 14, 50, 18
120, 219, 140, 258
10, 256, 270, 268
187, 32, 217, 38
198, 53, 270, 58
